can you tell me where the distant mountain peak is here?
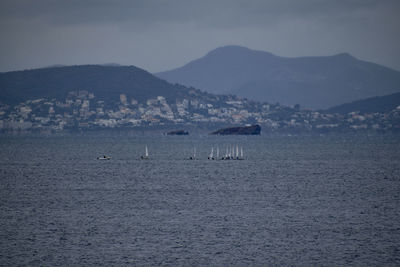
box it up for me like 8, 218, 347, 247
205, 45, 276, 58
334, 52, 352, 57
156, 45, 400, 109
206, 45, 251, 54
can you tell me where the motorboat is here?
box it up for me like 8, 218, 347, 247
97, 155, 111, 160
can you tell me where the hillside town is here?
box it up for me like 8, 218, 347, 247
0, 90, 399, 133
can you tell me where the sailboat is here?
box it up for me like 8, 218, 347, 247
221, 147, 228, 160
240, 146, 244, 160
189, 147, 196, 160
208, 147, 215, 160
236, 145, 239, 160
216, 147, 219, 160
141, 145, 149, 160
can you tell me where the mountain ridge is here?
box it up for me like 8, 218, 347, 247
0, 64, 398, 133
156, 45, 400, 109
0, 64, 195, 105
324, 92, 400, 114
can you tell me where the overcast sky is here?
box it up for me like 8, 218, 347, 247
0, 0, 399, 73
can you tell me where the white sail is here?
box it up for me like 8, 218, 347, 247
145, 146, 149, 157
210, 147, 214, 158
194, 147, 196, 158
216, 147, 219, 158
241, 147, 243, 158
236, 145, 239, 158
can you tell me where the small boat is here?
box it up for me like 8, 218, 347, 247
97, 155, 111, 160
189, 147, 196, 160
221, 148, 227, 160
208, 147, 215, 160
141, 146, 149, 160
222, 147, 230, 160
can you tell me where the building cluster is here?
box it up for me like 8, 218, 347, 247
0, 90, 399, 133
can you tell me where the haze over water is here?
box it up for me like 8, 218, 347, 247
1, 134, 400, 265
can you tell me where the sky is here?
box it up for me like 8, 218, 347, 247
0, 0, 399, 73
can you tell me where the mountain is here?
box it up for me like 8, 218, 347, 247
0, 64, 398, 133
0, 65, 193, 105
156, 45, 400, 109
0, 64, 275, 131
325, 92, 400, 114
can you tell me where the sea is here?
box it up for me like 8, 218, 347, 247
1, 134, 400, 266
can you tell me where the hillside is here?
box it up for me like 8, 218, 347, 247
156, 45, 400, 109
0, 64, 273, 131
325, 92, 400, 114
0, 64, 398, 133
0, 65, 192, 105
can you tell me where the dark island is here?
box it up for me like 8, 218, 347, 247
166, 130, 189, 135
211, 125, 261, 135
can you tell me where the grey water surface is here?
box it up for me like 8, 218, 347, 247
1, 134, 400, 266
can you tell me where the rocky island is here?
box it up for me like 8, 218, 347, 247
211, 125, 261, 135
166, 130, 189, 135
